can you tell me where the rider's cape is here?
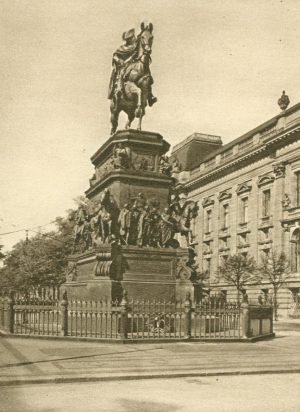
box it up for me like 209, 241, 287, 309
108, 43, 138, 99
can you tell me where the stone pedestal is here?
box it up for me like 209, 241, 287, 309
62, 129, 197, 303
85, 129, 172, 209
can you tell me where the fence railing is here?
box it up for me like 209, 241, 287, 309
0, 292, 273, 341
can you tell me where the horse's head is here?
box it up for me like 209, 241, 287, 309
138, 22, 154, 57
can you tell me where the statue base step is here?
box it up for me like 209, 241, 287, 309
62, 244, 196, 303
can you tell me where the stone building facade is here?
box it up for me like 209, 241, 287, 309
172, 103, 300, 317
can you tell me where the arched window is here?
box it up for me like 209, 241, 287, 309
291, 229, 300, 272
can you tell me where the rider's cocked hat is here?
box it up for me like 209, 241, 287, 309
122, 28, 135, 41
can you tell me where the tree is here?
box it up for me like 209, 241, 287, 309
0, 209, 76, 294
259, 251, 290, 320
0, 245, 5, 260
217, 254, 260, 303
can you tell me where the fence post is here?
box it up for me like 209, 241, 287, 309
4, 292, 14, 333
241, 302, 250, 339
60, 291, 68, 337
120, 290, 128, 340
184, 292, 192, 339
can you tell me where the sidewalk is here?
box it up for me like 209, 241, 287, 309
0, 328, 300, 386
274, 318, 300, 331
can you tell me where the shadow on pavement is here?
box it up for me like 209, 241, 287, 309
0, 339, 163, 369
117, 398, 180, 412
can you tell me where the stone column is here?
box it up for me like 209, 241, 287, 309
273, 162, 286, 252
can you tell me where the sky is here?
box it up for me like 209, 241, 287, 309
1, 0, 300, 251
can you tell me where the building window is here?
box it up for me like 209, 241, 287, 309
260, 249, 270, 264
204, 258, 211, 276
262, 189, 271, 217
296, 172, 300, 207
238, 232, 249, 246
240, 197, 248, 223
220, 237, 228, 250
291, 229, 300, 272
203, 241, 211, 254
205, 209, 212, 233
221, 204, 229, 228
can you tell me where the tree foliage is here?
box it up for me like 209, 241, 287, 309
0, 209, 76, 293
217, 254, 260, 301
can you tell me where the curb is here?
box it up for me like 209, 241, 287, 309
0, 331, 275, 343
0, 368, 299, 387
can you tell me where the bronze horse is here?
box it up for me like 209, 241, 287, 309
110, 23, 155, 135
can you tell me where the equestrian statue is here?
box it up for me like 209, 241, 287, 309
108, 22, 157, 135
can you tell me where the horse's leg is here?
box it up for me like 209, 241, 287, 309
125, 82, 142, 127
138, 114, 142, 131
137, 79, 150, 131
125, 111, 135, 129
110, 99, 119, 135
134, 88, 142, 125
137, 91, 147, 131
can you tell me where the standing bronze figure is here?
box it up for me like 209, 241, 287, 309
108, 22, 157, 135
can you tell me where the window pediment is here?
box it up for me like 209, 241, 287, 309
202, 197, 215, 207
257, 174, 274, 187
218, 190, 232, 202
236, 182, 252, 195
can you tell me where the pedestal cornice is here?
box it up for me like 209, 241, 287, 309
91, 129, 170, 167
85, 169, 173, 199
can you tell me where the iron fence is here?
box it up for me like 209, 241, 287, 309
192, 302, 241, 339
13, 299, 61, 336
127, 300, 185, 339
0, 292, 273, 341
68, 299, 120, 339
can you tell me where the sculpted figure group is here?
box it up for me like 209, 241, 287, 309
72, 191, 198, 253
159, 155, 181, 177
72, 189, 116, 253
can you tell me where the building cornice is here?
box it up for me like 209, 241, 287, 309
185, 126, 300, 190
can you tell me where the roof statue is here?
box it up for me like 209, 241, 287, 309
108, 22, 157, 135
278, 90, 290, 111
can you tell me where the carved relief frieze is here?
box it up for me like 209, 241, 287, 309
131, 151, 155, 171
273, 162, 286, 179
66, 261, 77, 282
176, 256, 193, 281
282, 193, 291, 210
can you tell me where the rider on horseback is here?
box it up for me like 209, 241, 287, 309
108, 27, 157, 107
